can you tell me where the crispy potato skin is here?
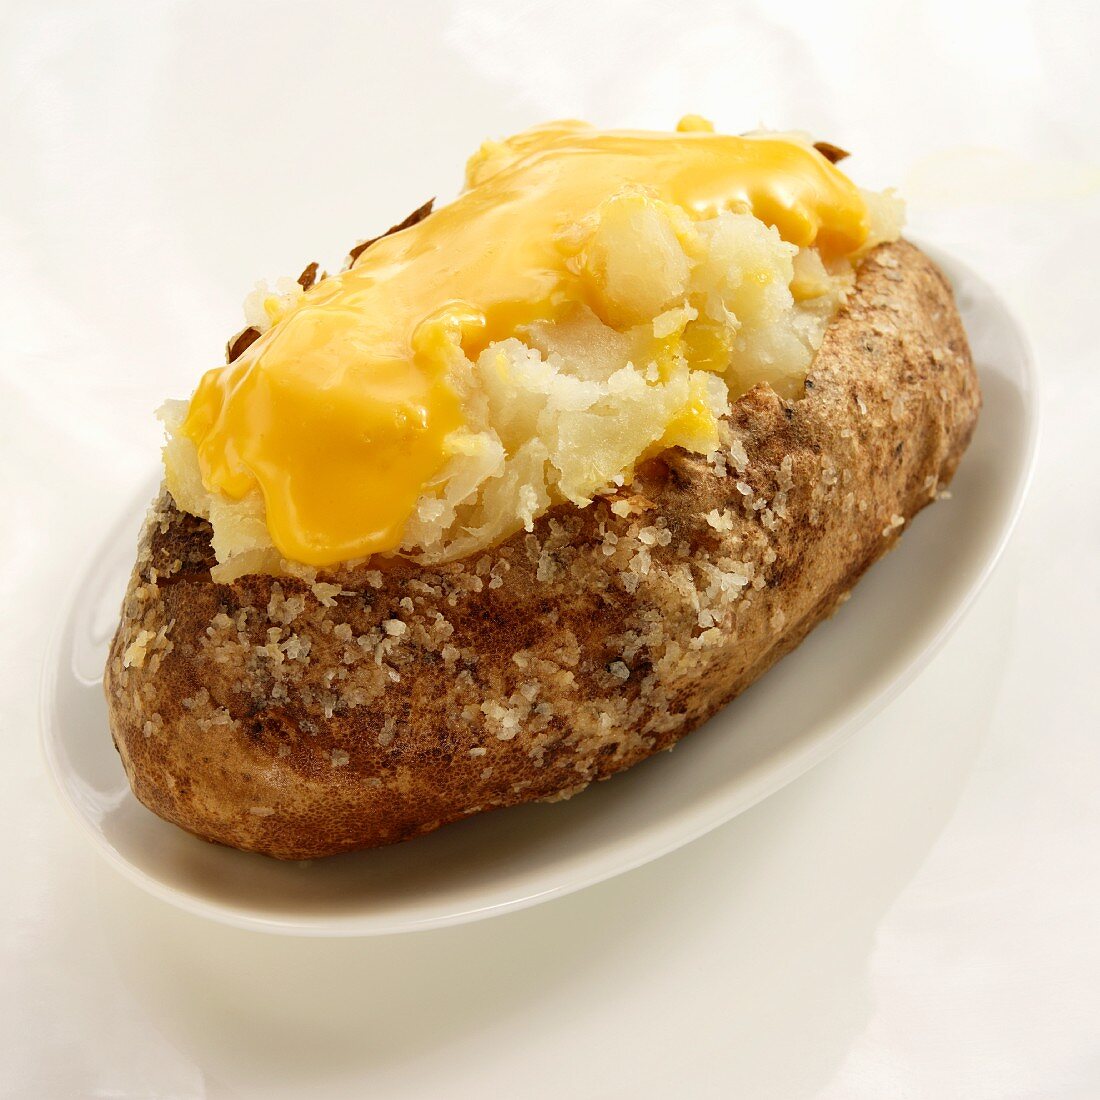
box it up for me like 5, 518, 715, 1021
104, 241, 980, 859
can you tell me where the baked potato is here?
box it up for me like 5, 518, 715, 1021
104, 121, 980, 858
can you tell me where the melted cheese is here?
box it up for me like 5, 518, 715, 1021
182, 119, 870, 566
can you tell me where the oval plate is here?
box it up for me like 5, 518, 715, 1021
41, 248, 1038, 935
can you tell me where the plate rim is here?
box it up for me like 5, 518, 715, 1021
38, 242, 1042, 936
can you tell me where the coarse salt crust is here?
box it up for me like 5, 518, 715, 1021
104, 241, 980, 858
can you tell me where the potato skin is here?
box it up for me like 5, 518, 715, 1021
104, 241, 980, 859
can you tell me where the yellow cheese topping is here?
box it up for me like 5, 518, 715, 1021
182, 119, 871, 566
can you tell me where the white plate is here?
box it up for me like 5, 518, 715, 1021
40, 248, 1038, 936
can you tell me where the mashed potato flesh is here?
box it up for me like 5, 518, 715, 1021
165, 120, 903, 578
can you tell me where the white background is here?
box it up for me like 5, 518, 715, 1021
2, 1, 1098, 1097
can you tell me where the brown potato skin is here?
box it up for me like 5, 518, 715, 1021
104, 241, 980, 859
